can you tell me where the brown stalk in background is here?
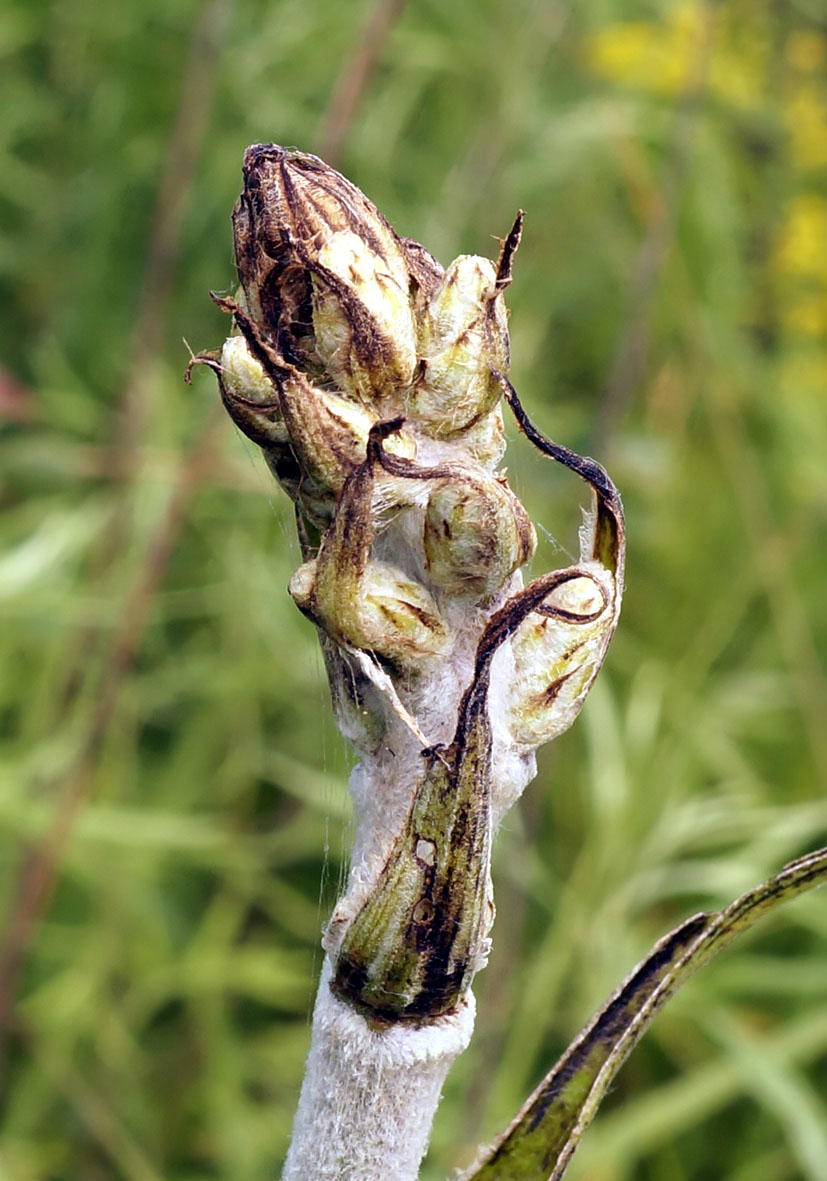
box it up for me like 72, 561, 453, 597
317, 0, 409, 168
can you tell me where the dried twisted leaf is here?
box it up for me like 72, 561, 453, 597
289, 421, 451, 667
491, 372, 624, 746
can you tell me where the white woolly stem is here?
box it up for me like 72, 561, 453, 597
282, 961, 476, 1181
281, 612, 537, 1179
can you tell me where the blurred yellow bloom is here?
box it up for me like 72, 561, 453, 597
585, 4, 703, 96
786, 86, 827, 170
774, 195, 827, 340
775, 195, 827, 282
777, 351, 827, 398
784, 295, 827, 340
784, 31, 826, 74
587, 20, 687, 96
585, 2, 767, 107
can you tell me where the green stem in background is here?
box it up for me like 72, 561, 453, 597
463, 846, 827, 1180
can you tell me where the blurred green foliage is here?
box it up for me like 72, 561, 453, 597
1, 1, 826, 1178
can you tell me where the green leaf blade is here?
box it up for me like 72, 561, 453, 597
465, 848, 827, 1181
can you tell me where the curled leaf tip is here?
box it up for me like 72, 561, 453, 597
495, 210, 524, 290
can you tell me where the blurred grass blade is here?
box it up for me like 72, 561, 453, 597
464, 847, 827, 1181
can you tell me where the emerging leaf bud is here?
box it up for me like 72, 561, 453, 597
424, 469, 536, 601
292, 559, 451, 667
216, 297, 416, 527
490, 368, 626, 749
406, 255, 510, 437
355, 422, 533, 603
312, 228, 417, 403
218, 333, 288, 448
460, 404, 507, 470
232, 144, 417, 399
505, 565, 616, 749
